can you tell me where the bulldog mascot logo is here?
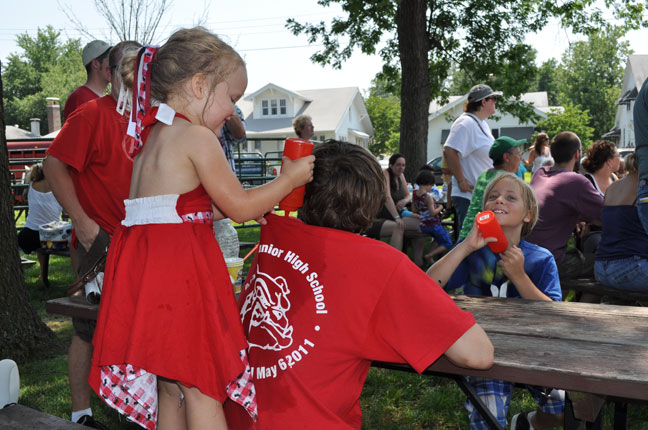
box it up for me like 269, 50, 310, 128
240, 267, 294, 351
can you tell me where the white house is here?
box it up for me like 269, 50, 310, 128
426, 91, 558, 161
237, 84, 373, 154
603, 55, 648, 148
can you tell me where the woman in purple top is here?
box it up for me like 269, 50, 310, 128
595, 153, 648, 292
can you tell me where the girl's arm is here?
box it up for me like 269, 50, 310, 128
426, 224, 495, 287
188, 127, 314, 223
426, 194, 443, 217
498, 246, 551, 301
526, 149, 537, 166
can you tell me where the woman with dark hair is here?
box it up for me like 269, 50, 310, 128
367, 154, 426, 265
582, 140, 620, 196
578, 140, 620, 254
443, 84, 501, 229
526, 132, 553, 174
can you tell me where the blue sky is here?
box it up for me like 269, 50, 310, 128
1, 1, 645, 94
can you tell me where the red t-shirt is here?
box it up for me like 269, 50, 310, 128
225, 214, 476, 429
47, 96, 133, 236
63, 85, 101, 120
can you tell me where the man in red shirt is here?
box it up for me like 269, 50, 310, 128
44, 40, 141, 429
225, 140, 493, 429
63, 40, 111, 121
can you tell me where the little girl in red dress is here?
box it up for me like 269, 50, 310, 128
89, 27, 314, 430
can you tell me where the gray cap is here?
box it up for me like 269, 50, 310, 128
82, 40, 111, 66
467, 84, 502, 103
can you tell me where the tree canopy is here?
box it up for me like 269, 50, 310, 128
554, 26, 631, 140
3, 26, 85, 131
537, 104, 595, 148
288, 0, 646, 178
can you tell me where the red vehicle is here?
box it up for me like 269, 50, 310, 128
8, 138, 52, 210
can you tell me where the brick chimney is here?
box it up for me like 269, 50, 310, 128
30, 118, 41, 136
46, 97, 61, 134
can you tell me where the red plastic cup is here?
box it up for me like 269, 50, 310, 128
475, 210, 509, 253
279, 138, 314, 214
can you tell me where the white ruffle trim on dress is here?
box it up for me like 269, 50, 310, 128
122, 194, 183, 226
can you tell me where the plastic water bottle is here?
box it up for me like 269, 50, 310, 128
442, 182, 448, 201
214, 218, 240, 258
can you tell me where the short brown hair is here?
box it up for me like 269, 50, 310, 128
302, 140, 384, 233
482, 172, 539, 237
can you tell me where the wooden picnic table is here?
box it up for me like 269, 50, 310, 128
46, 295, 648, 428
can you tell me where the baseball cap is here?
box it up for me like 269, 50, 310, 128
82, 40, 111, 66
467, 84, 503, 103
489, 136, 527, 161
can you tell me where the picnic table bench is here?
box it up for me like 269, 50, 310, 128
561, 277, 648, 303
0, 404, 86, 429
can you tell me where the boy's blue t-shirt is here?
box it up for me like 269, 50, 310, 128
447, 240, 562, 301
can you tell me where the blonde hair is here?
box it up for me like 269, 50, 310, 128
292, 115, 312, 137
121, 27, 245, 115
482, 172, 539, 237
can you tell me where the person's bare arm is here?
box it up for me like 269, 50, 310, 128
383, 170, 404, 229
426, 224, 495, 287
43, 155, 99, 252
426, 194, 443, 217
443, 147, 473, 192
395, 173, 412, 211
444, 324, 494, 369
189, 127, 314, 223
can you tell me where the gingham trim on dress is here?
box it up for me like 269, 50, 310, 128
180, 211, 214, 225
99, 364, 157, 430
226, 349, 258, 421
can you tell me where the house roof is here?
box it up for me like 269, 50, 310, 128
238, 86, 369, 136
5, 125, 35, 139
628, 55, 648, 89
428, 91, 554, 121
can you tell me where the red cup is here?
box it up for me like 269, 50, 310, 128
475, 210, 508, 253
279, 138, 314, 214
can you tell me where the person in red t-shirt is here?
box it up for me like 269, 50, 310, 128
43, 40, 142, 429
225, 140, 494, 430
63, 40, 112, 121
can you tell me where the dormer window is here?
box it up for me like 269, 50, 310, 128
261, 98, 287, 117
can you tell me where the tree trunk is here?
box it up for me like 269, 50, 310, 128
397, 0, 430, 181
0, 64, 61, 362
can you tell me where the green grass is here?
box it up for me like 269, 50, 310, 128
17, 222, 648, 429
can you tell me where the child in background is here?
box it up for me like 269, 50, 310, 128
427, 172, 563, 430
90, 27, 314, 430
413, 170, 452, 261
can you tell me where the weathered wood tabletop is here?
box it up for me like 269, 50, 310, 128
422, 295, 648, 401
0, 404, 86, 429
46, 294, 648, 401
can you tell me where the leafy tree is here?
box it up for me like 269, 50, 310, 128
536, 104, 595, 148
554, 26, 632, 140
365, 91, 401, 156
3, 26, 84, 131
0, 68, 62, 361
533, 58, 560, 106
287, 0, 646, 179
